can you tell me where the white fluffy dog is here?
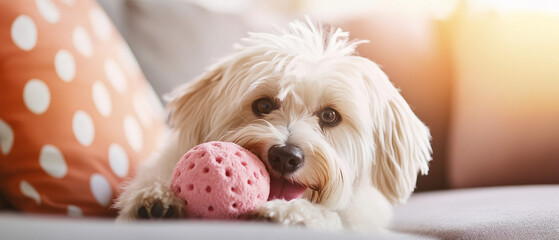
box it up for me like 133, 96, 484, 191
116, 18, 431, 233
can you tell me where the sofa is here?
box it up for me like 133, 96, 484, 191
1, 0, 558, 239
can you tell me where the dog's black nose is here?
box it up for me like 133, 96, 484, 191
268, 145, 304, 174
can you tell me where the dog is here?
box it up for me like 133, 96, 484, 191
115, 18, 431, 233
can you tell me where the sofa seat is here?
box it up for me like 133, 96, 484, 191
0, 213, 432, 240
391, 185, 559, 239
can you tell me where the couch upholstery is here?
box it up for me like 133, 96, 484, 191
392, 185, 559, 239
445, 3, 559, 188
98, 0, 252, 99
340, 1, 559, 192
0, 213, 432, 240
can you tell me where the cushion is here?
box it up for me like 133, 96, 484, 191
96, 0, 251, 98
0, 0, 166, 216
447, 1, 559, 188
391, 185, 559, 239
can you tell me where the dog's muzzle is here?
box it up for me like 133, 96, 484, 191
268, 144, 304, 174
266, 144, 307, 201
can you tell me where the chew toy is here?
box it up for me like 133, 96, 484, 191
171, 141, 270, 219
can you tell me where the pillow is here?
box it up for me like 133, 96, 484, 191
0, 0, 166, 217
447, 3, 559, 188
97, 0, 251, 98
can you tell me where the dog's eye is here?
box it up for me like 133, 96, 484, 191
319, 108, 341, 127
252, 98, 275, 116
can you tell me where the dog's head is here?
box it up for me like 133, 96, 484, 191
166, 19, 431, 210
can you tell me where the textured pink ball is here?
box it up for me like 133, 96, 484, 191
171, 141, 270, 219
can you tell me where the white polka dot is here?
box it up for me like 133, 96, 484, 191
20, 180, 41, 205
118, 42, 141, 73
67, 205, 83, 217
89, 8, 112, 42
39, 144, 67, 178
109, 144, 129, 178
72, 111, 95, 146
36, 0, 59, 23
59, 0, 74, 6
23, 79, 51, 114
55, 50, 76, 82
104, 58, 127, 93
92, 81, 112, 117
90, 174, 112, 206
123, 115, 143, 152
11, 15, 37, 51
0, 119, 14, 155
73, 26, 93, 57
133, 93, 152, 127
146, 86, 164, 118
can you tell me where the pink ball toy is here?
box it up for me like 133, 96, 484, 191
171, 141, 270, 219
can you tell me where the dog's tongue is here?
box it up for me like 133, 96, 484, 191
268, 176, 307, 201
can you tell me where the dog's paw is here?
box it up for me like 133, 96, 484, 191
134, 198, 181, 220
251, 199, 343, 231
250, 199, 305, 226
115, 181, 185, 221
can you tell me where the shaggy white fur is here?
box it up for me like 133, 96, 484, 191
115, 17, 431, 234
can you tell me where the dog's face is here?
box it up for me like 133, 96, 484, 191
167, 20, 431, 211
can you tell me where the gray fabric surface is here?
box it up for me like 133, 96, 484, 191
97, 0, 252, 99
0, 213, 429, 240
391, 185, 559, 239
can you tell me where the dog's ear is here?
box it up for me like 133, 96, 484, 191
164, 65, 224, 149
365, 64, 432, 205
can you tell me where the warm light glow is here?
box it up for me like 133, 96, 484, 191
451, 0, 559, 114
469, 0, 559, 14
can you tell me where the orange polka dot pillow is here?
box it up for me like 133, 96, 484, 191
0, 0, 166, 217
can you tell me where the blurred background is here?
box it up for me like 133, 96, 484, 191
98, 0, 559, 192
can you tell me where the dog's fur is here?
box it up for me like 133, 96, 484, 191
115, 18, 431, 233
